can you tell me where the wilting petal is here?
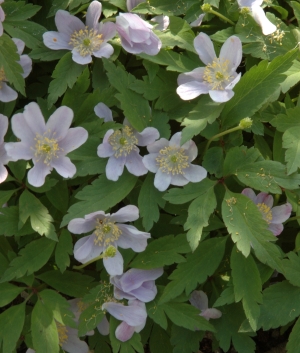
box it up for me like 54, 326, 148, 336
152, 15, 170, 31
271, 203, 292, 224
177, 81, 210, 100
190, 290, 208, 311
110, 205, 139, 223
97, 315, 110, 335
190, 13, 205, 27
102, 301, 147, 326
194, 32, 216, 64
27, 162, 51, 187
200, 308, 222, 320
268, 223, 284, 236
94, 102, 113, 122
115, 321, 135, 342
255, 192, 273, 208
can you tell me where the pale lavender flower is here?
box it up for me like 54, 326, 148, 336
43, 1, 116, 65
5, 102, 88, 187
0, 114, 10, 183
238, 0, 276, 35
0, 38, 32, 102
94, 102, 113, 122
127, 0, 145, 11
152, 15, 169, 31
69, 205, 150, 275
116, 13, 162, 55
190, 290, 222, 321
97, 119, 159, 181
143, 132, 207, 192
0, 0, 5, 36
190, 13, 205, 27
111, 268, 163, 302
242, 188, 292, 236
176, 33, 242, 103
102, 299, 147, 342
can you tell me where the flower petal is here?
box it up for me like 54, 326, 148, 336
135, 127, 159, 146
184, 164, 207, 183
86, 1, 102, 30
97, 142, 115, 158
51, 156, 76, 179
99, 22, 117, 41
71, 49, 92, 65
103, 249, 124, 275
120, 268, 163, 292
93, 43, 114, 59
61, 333, 89, 353
117, 224, 150, 252
255, 192, 273, 208
27, 162, 51, 187
110, 205, 139, 223
106, 156, 126, 181
5, 142, 33, 161
125, 151, 148, 177
154, 169, 171, 191
59, 127, 88, 154
0, 114, 8, 141
147, 138, 169, 153
12, 38, 25, 55
271, 203, 292, 224
194, 32, 216, 65
115, 321, 135, 342
55, 10, 85, 37
251, 5, 276, 35
142, 154, 159, 173
23, 102, 46, 135
242, 188, 257, 202
209, 89, 234, 103
102, 301, 147, 326
190, 13, 205, 27
268, 223, 283, 236
170, 174, 189, 186
19, 55, 32, 78
177, 68, 205, 85
74, 234, 103, 263
200, 308, 222, 320
97, 315, 110, 336
0, 163, 8, 183
46, 106, 73, 140
219, 36, 242, 71
190, 290, 208, 311
0, 83, 18, 103
94, 102, 113, 122
43, 31, 71, 50
177, 81, 210, 100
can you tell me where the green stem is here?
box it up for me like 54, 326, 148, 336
204, 125, 243, 154
73, 254, 105, 270
273, 194, 280, 207
209, 9, 235, 26
102, 17, 116, 23
284, 216, 300, 224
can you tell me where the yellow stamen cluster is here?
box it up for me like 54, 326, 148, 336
203, 59, 232, 90
69, 27, 103, 56
268, 29, 285, 45
34, 131, 61, 165
0, 67, 6, 89
77, 300, 89, 313
94, 218, 122, 246
108, 126, 138, 158
257, 203, 273, 224
56, 322, 68, 346
156, 146, 189, 175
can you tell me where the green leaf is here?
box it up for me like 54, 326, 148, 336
258, 281, 300, 330
290, 1, 300, 26
231, 249, 262, 331
31, 300, 59, 353
271, 107, 300, 132
0, 189, 17, 205
164, 178, 217, 205
29, 44, 68, 61
138, 173, 166, 231
150, 324, 173, 353
203, 147, 224, 178
184, 183, 217, 250
181, 95, 225, 144
19, 190, 57, 241
47, 52, 85, 106
46, 181, 69, 213
214, 303, 256, 353
55, 229, 73, 273
280, 60, 300, 93
61, 171, 137, 226
36, 270, 95, 297
170, 325, 204, 353
0, 207, 34, 237
222, 190, 283, 272
282, 252, 300, 287
2, 1, 41, 21
221, 50, 298, 127
103, 59, 149, 131
39, 289, 76, 328
159, 237, 227, 304
286, 316, 300, 353
283, 127, 300, 175
0, 303, 25, 353
0, 237, 56, 283
0, 34, 25, 95
0, 283, 25, 307
130, 234, 190, 269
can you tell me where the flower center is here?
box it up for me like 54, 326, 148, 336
203, 58, 232, 90
156, 146, 189, 175
257, 203, 273, 224
33, 131, 61, 165
69, 27, 103, 57
108, 126, 138, 158
268, 29, 285, 45
56, 322, 68, 346
94, 218, 122, 247
0, 67, 6, 89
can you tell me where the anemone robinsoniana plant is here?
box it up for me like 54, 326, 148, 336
143, 132, 207, 192
97, 119, 159, 181
5, 102, 88, 187
237, 0, 276, 35
68, 205, 150, 275
242, 188, 292, 236
176, 33, 242, 103
43, 1, 116, 65
94, 102, 113, 122
190, 290, 222, 321
0, 38, 32, 102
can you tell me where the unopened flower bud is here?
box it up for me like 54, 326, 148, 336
103, 245, 117, 258
240, 7, 250, 15
239, 118, 253, 129
201, 3, 212, 12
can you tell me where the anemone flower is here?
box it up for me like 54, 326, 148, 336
190, 290, 222, 321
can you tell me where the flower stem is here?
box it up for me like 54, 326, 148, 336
204, 126, 242, 154
284, 216, 300, 224
102, 17, 116, 23
73, 255, 104, 270
208, 9, 235, 26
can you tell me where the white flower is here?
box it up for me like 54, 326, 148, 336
238, 0, 276, 35
0, 114, 10, 183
